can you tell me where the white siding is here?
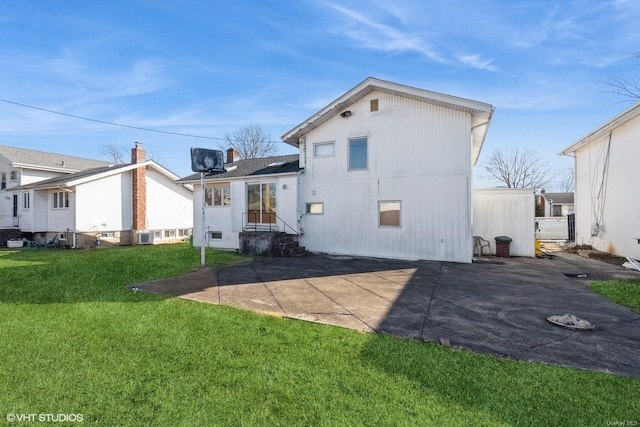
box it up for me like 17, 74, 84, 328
75, 173, 132, 232
472, 189, 536, 257
48, 190, 75, 233
298, 90, 474, 262
146, 168, 193, 230
32, 190, 49, 232
573, 116, 640, 258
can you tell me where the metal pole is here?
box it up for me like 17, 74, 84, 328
200, 171, 206, 268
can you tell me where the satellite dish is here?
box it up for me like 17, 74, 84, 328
190, 148, 224, 173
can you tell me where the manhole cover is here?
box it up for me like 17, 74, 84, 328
546, 314, 594, 330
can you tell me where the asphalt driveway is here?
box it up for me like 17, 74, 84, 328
132, 251, 640, 379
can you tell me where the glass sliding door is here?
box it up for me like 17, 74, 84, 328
247, 182, 276, 224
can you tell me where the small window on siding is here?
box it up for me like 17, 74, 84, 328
306, 202, 323, 214
210, 231, 222, 240
53, 191, 69, 209
348, 137, 368, 170
314, 142, 334, 157
370, 99, 379, 112
379, 201, 401, 227
154, 230, 163, 239
23, 193, 30, 210
205, 185, 231, 206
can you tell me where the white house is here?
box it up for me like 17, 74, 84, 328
178, 152, 299, 250
1, 144, 193, 247
184, 78, 494, 262
282, 77, 494, 262
539, 192, 574, 217
560, 101, 640, 259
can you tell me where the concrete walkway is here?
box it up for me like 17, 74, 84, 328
131, 252, 640, 379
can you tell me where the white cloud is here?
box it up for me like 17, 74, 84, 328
456, 54, 498, 71
326, 4, 447, 63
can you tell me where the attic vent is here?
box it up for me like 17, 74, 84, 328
137, 232, 153, 245
370, 99, 379, 112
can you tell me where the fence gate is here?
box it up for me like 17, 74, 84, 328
567, 213, 575, 242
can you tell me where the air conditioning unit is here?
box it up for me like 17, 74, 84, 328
137, 232, 153, 245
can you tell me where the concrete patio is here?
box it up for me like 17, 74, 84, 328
130, 251, 640, 379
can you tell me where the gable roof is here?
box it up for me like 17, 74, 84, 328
281, 77, 494, 165
17, 161, 190, 191
0, 145, 111, 173
178, 154, 299, 183
560, 101, 640, 155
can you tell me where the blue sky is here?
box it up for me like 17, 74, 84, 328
1, 0, 639, 189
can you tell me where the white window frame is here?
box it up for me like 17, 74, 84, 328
379, 200, 401, 228
305, 202, 324, 215
53, 191, 69, 209
313, 142, 335, 158
210, 231, 223, 240
22, 192, 30, 210
348, 137, 368, 171
205, 185, 231, 207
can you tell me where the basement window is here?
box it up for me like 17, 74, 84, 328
210, 231, 222, 240
306, 202, 323, 214
379, 201, 401, 227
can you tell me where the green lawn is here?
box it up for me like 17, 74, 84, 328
591, 279, 640, 314
1, 245, 639, 426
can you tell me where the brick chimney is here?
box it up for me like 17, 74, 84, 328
131, 142, 146, 232
226, 148, 239, 163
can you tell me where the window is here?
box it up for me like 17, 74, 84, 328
178, 229, 191, 237
10, 171, 18, 181
349, 137, 367, 170
370, 99, 379, 112
379, 201, 401, 227
22, 192, 30, 210
53, 191, 69, 209
101, 232, 116, 238
164, 229, 176, 239
306, 202, 323, 214
153, 230, 163, 239
314, 142, 335, 157
205, 185, 230, 206
210, 231, 222, 240
1, 173, 5, 190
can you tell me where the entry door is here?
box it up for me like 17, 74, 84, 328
12, 194, 18, 226
247, 183, 276, 224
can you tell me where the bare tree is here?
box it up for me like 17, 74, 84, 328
559, 167, 575, 193
101, 143, 127, 164
101, 143, 161, 164
224, 125, 277, 159
483, 148, 556, 189
603, 51, 640, 102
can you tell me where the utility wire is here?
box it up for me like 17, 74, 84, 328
0, 97, 279, 142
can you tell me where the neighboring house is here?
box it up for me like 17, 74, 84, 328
560, 101, 640, 259
178, 151, 299, 250
539, 191, 574, 217
1, 143, 193, 247
183, 77, 494, 263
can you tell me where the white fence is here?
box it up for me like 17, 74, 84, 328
535, 217, 569, 240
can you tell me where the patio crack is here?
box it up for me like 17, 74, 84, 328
249, 263, 288, 316
421, 262, 443, 337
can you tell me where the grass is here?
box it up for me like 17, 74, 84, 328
590, 279, 640, 314
1, 244, 639, 426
